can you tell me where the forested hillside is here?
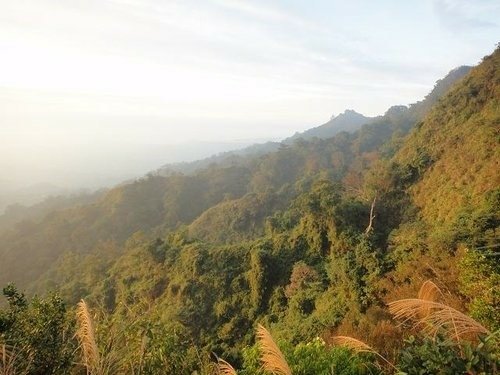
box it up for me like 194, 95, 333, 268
0, 50, 498, 374
0, 63, 472, 291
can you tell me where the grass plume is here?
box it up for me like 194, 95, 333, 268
330, 336, 375, 354
417, 280, 443, 318
76, 299, 100, 374
217, 357, 238, 375
331, 336, 396, 370
389, 282, 490, 342
256, 324, 292, 375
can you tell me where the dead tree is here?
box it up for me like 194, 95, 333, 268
364, 195, 377, 235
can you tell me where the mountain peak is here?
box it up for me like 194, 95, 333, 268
343, 109, 360, 114
334, 109, 363, 118
286, 109, 372, 143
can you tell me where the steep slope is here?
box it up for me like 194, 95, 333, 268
395, 51, 499, 229
372, 49, 500, 332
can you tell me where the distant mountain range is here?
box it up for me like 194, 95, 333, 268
0, 65, 472, 220
157, 65, 472, 176
0, 183, 68, 214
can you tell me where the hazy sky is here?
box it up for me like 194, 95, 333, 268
1, 0, 499, 192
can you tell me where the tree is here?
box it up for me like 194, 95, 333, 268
0, 284, 76, 374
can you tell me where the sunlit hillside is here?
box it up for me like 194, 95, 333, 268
1, 1, 499, 373
0, 47, 498, 374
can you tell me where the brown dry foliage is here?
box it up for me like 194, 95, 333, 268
418, 280, 442, 302
328, 306, 403, 362
368, 319, 403, 359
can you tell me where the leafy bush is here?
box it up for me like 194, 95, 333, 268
0, 284, 76, 374
397, 335, 499, 375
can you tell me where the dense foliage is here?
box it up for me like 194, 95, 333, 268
0, 49, 498, 374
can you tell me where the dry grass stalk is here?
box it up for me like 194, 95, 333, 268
388, 298, 490, 342
331, 336, 397, 371
256, 324, 292, 375
217, 357, 237, 375
0, 344, 29, 375
0, 344, 8, 364
76, 300, 122, 375
330, 336, 375, 354
76, 299, 101, 374
417, 280, 442, 302
417, 280, 443, 318
0, 344, 13, 375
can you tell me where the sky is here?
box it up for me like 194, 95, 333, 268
0, 0, 499, 197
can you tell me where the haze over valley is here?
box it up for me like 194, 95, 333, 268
0, 1, 499, 374
2, 0, 498, 210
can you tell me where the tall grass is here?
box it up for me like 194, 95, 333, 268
331, 336, 397, 371
256, 324, 292, 375
76, 300, 100, 374
389, 299, 490, 340
216, 357, 238, 375
388, 280, 490, 342
417, 280, 443, 318
75, 299, 119, 375
330, 336, 376, 354
0, 345, 29, 375
0, 345, 14, 375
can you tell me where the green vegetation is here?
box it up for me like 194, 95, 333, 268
0, 49, 498, 373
